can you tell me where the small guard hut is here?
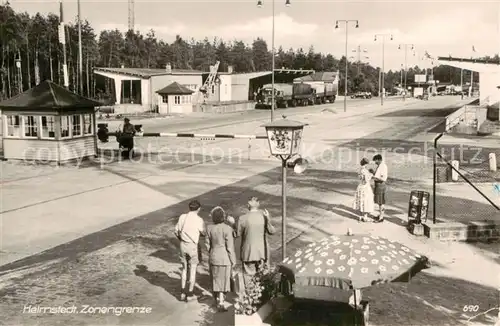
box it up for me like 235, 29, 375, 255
156, 82, 195, 114
0, 80, 101, 163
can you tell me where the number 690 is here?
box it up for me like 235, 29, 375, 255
463, 305, 479, 312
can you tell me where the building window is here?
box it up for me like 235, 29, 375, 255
72, 115, 82, 136
211, 85, 215, 94
162, 95, 168, 103
61, 116, 70, 138
174, 96, 180, 104
6, 115, 20, 137
41, 116, 56, 138
23, 115, 38, 138
83, 114, 92, 135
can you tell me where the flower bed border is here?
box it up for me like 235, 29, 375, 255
234, 297, 292, 326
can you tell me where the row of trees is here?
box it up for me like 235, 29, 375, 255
0, 3, 492, 101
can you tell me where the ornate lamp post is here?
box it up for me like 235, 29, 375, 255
374, 33, 393, 105
262, 118, 307, 260
257, 0, 291, 122
335, 20, 359, 112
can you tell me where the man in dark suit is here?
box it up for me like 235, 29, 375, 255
234, 197, 275, 287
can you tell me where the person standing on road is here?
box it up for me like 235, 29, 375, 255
353, 158, 375, 222
205, 206, 236, 312
234, 197, 275, 287
174, 200, 205, 302
372, 154, 388, 222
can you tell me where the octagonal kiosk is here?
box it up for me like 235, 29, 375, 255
0, 80, 101, 163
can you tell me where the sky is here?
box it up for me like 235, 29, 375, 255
7, 0, 500, 71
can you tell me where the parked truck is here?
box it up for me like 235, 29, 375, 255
256, 83, 314, 109
301, 81, 337, 104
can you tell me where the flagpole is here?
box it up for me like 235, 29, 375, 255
77, 0, 83, 95
59, 0, 69, 88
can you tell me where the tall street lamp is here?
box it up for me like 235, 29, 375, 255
335, 20, 359, 112
351, 45, 369, 75
263, 118, 307, 261
374, 33, 393, 106
257, 0, 291, 122
398, 43, 414, 101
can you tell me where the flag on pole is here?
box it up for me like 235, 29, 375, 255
58, 1, 66, 44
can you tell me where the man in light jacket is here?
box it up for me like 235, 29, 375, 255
174, 200, 205, 302
234, 197, 275, 287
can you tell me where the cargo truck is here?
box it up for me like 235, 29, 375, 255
255, 83, 314, 109
300, 81, 337, 104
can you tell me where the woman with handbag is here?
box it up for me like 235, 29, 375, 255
205, 206, 237, 312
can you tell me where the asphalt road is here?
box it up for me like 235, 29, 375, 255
102, 97, 409, 134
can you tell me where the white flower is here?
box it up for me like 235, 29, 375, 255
388, 239, 395, 243
376, 246, 384, 251
283, 258, 289, 263
295, 258, 301, 263
415, 253, 421, 258
296, 263, 302, 269
371, 259, 379, 265
343, 242, 350, 246
347, 258, 357, 266
332, 241, 341, 246
305, 248, 312, 253
392, 250, 398, 255
354, 250, 361, 254
319, 237, 328, 243
382, 256, 391, 262
392, 265, 399, 271
409, 255, 416, 260
359, 257, 367, 262
329, 235, 339, 240
380, 245, 388, 249
371, 235, 379, 240
320, 252, 328, 257
323, 245, 331, 250
326, 259, 335, 266
368, 251, 376, 256
334, 249, 342, 254
378, 240, 386, 244
315, 267, 322, 274
361, 245, 370, 250
314, 246, 322, 252
398, 251, 406, 256
339, 255, 347, 260
402, 259, 409, 264
361, 267, 369, 274
321, 241, 329, 246
338, 266, 346, 272
401, 246, 410, 252
308, 256, 315, 262
326, 269, 334, 275
379, 265, 387, 272
308, 242, 316, 247
389, 244, 396, 249
299, 267, 306, 273
363, 237, 371, 242
295, 251, 303, 257
314, 260, 322, 266
351, 239, 359, 243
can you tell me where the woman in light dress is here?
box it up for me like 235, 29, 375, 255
353, 158, 375, 222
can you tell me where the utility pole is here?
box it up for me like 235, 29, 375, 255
398, 44, 414, 101
77, 0, 83, 95
336, 19, 359, 112
375, 33, 393, 106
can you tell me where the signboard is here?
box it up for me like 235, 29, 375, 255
415, 74, 426, 83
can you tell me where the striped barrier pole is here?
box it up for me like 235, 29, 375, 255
106, 132, 268, 160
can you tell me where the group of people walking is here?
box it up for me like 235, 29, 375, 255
174, 197, 274, 311
353, 154, 388, 222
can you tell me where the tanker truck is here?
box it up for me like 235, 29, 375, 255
255, 83, 314, 109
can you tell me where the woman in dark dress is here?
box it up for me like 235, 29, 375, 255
205, 206, 236, 311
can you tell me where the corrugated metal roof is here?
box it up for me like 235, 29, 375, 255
156, 82, 194, 95
93, 67, 203, 78
294, 71, 338, 82
0, 80, 101, 110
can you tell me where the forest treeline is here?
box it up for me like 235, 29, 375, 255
0, 3, 493, 101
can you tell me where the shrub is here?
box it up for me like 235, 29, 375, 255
234, 263, 281, 316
